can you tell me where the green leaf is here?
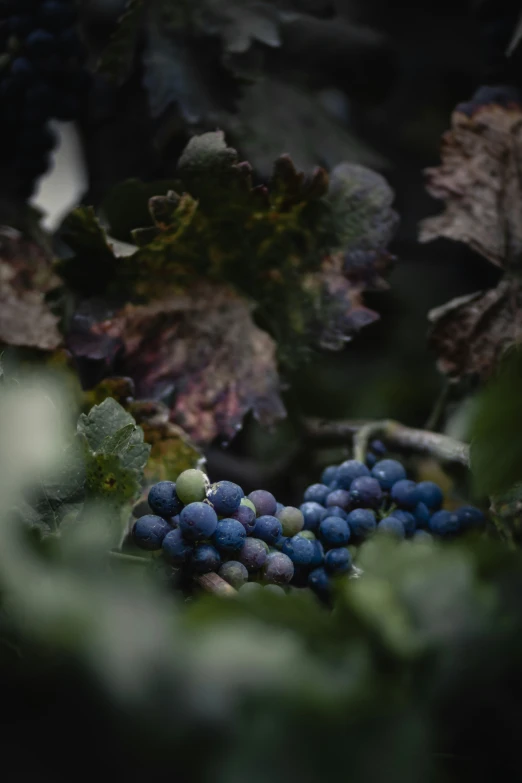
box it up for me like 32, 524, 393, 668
97, 0, 145, 85
470, 347, 522, 497
77, 398, 136, 453
100, 178, 182, 243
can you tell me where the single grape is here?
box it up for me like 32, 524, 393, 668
230, 504, 256, 535
41, 1, 76, 31
299, 530, 316, 540
264, 584, 285, 596
132, 514, 172, 550
162, 528, 193, 565
366, 453, 377, 469
10, 57, 33, 79
239, 582, 262, 595
303, 483, 330, 505
276, 502, 285, 514
412, 503, 430, 531
349, 476, 383, 509
179, 502, 218, 541
175, 469, 209, 504
207, 480, 243, 516
281, 535, 315, 566
212, 518, 246, 551
377, 517, 405, 538
324, 547, 352, 574
238, 537, 268, 571
262, 552, 294, 585
308, 567, 331, 596
369, 439, 387, 457
25, 29, 56, 55
191, 544, 221, 574
371, 459, 407, 490
319, 516, 351, 547
253, 515, 282, 545
218, 560, 249, 588
390, 509, 417, 536
337, 459, 370, 490
321, 465, 339, 485
390, 479, 419, 510
346, 508, 376, 539
429, 510, 460, 537
456, 506, 485, 530
276, 506, 304, 536
148, 481, 183, 518
248, 489, 277, 517
416, 481, 444, 510
325, 489, 351, 510
300, 501, 328, 531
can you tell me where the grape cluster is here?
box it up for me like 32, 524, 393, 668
131, 444, 486, 600
0, 0, 90, 198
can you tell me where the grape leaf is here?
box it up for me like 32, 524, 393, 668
0, 232, 62, 351
192, 0, 282, 55
419, 95, 522, 268
428, 278, 522, 382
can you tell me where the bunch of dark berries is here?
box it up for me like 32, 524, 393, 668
131, 441, 486, 599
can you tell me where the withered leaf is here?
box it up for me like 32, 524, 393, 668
75, 284, 286, 445
0, 231, 62, 351
428, 278, 522, 381
419, 101, 522, 267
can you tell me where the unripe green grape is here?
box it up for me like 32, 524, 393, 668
299, 530, 316, 540
218, 560, 248, 589
238, 581, 262, 595
277, 505, 304, 536
264, 584, 285, 596
175, 469, 209, 504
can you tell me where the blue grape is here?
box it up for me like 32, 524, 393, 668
238, 538, 268, 571
371, 459, 407, 490
310, 539, 325, 568
366, 453, 377, 469
319, 517, 351, 547
148, 481, 183, 518
429, 510, 460, 537
162, 528, 193, 565
416, 481, 444, 510
369, 439, 387, 457
337, 459, 370, 489
324, 547, 352, 574
179, 502, 218, 541
349, 476, 383, 509
323, 505, 347, 519
346, 508, 376, 539
42, 2, 76, 31
248, 489, 277, 517
276, 502, 285, 514
212, 518, 247, 551
303, 483, 330, 505
218, 561, 249, 588
308, 567, 331, 596
262, 552, 294, 585
412, 503, 430, 531
207, 480, 243, 516
456, 506, 485, 530
282, 535, 315, 566
377, 516, 405, 538
191, 544, 221, 574
300, 501, 328, 531
26, 29, 56, 55
10, 57, 33, 79
230, 504, 256, 535
253, 515, 283, 545
390, 509, 417, 536
325, 489, 351, 510
390, 480, 419, 509
133, 514, 172, 550
321, 465, 339, 485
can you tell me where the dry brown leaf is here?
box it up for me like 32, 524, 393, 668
0, 232, 62, 351
428, 278, 522, 381
419, 103, 522, 267
85, 284, 285, 445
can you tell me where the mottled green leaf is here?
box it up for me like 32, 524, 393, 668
78, 398, 136, 453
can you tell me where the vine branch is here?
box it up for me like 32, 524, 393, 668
304, 418, 470, 466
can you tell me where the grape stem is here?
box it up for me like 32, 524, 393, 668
193, 572, 237, 596
304, 418, 470, 466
